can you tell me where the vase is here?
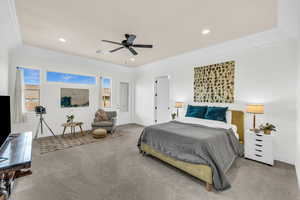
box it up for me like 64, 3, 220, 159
263, 130, 271, 135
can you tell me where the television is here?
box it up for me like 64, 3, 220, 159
0, 96, 11, 148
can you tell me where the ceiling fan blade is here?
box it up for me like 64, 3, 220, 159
110, 46, 124, 53
128, 47, 138, 55
132, 44, 153, 48
102, 40, 122, 45
127, 35, 136, 44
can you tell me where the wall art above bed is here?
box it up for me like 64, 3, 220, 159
194, 61, 235, 103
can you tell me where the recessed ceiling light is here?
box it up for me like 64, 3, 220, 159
59, 38, 66, 43
201, 29, 211, 35
130, 58, 135, 62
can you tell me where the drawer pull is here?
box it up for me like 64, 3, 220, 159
255, 149, 262, 152
256, 134, 263, 137
255, 144, 263, 147
255, 139, 263, 142
255, 154, 262, 157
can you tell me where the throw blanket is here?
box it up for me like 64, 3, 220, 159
137, 121, 244, 191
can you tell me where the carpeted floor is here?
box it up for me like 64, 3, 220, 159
12, 125, 300, 200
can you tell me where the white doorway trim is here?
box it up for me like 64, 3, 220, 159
153, 75, 170, 124
117, 80, 132, 125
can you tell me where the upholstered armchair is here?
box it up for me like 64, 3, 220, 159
91, 110, 117, 133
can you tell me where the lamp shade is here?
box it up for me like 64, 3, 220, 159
175, 102, 184, 108
246, 104, 264, 114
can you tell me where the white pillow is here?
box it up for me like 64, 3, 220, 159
226, 110, 232, 124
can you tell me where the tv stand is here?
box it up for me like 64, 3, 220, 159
0, 132, 32, 200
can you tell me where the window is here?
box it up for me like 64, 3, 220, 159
19, 67, 41, 112
101, 77, 112, 108
47, 71, 96, 85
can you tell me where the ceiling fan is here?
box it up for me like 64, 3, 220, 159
97, 34, 153, 56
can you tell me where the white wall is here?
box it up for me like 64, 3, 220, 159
281, 0, 300, 188
278, 0, 300, 39
9, 45, 135, 137
0, 49, 9, 95
297, 39, 300, 188
0, 0, 21, 95
134, 37, 298, 165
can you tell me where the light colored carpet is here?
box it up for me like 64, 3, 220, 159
12, 125, 300, 200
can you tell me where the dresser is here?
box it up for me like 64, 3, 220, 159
0, 132, 32, 199
244, 130, 274, 165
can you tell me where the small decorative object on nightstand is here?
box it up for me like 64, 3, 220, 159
259, 123, 276, 135
244, 129, 274, 165
175, 102, 183, 117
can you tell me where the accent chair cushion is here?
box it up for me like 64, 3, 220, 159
204, 106, 228, 122
185, 105, 207, 119
95, 109, 109, 121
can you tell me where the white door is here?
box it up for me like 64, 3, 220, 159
117, 82, 131, 125
154, 76, 170, 123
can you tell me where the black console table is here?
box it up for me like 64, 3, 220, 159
0, 132, 32, 200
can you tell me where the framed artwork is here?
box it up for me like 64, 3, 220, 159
194, 61, 235, 103
61, 88, 89, 108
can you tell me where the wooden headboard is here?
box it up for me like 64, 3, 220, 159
231, 110, 245, 144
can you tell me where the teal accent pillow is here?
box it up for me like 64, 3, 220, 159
204, 106, 228, 122
185, 105, 207, 119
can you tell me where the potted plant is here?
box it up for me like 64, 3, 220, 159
66, 114, 75, 123
259, 123, 276, 135
171, 112, 177, 120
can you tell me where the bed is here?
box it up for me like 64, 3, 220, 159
138, 110, 244, 191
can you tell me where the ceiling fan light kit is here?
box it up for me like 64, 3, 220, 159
98, 34, 153, 56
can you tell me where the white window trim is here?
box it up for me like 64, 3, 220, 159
45, 70, 97, 86
100, 76, 113, 109
18, 66, 41, 113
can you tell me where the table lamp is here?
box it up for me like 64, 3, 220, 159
175, 102, 183, 117
246, 104, 264, 131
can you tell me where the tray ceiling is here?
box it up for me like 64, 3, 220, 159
16, 0, 277, 67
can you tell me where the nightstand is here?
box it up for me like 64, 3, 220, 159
244, 130, 274, 165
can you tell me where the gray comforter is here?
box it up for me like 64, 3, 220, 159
137, 121, 244, 191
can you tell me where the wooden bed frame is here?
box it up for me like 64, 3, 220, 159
140, 110, 244, 191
